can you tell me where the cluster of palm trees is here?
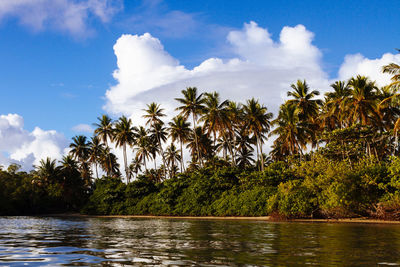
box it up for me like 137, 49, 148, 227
57, 62, 400, 183
271, 63, 400, 160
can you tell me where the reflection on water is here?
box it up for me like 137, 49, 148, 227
0, 217, 400, 266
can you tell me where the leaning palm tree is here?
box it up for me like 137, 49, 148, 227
94, 115, 114, 147
242, 98, 273, 171
169, 115, 191, 172
88, 136, 104, 179
175, 87, 205, 166
113, 116, 135, 183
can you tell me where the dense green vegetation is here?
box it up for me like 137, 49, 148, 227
2, 62, 400, 219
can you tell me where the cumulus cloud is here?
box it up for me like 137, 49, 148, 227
0, 114, 68, 170
338, 53, 400, 86
72, 123, 93, 133
104, 21, 330, 123
0, 0, 122, 36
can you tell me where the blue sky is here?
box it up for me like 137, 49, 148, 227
0, 0, 399, 168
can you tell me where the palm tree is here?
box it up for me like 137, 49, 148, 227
149, 121, 168, 170
94, 115, 114, 147
129, 158, 142, 180
200, 92, 234, 165
134, 126, 152, 172
35, 157, 62, 184
347, 75, 379, 126
69, 135, 90, 163
383, 62, 400, 89
287, 79, 322, 121
186, 126, 213, 163
100, 147, 120, 178
270, 102, 309, 159
164, 143, 181, 177
143, 102, 167, 176
113, 116, 135, 183
88, 136, 104, 179
175, 87, 205, 166
242, 98, 273, 171
169, 115, 191, 172
323, 80, 351, 129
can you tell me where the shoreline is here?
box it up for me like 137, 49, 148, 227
43, 213, 400, 224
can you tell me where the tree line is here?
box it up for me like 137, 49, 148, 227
2, 61, 400, 217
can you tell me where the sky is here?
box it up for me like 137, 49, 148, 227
0, 0, 399, 170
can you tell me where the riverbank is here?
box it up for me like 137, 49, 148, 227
46, 213, 400, 224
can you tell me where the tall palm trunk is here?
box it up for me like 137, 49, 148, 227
95, 163, 98, 179
180, 138, 185, 172
222, 131, 235, 166
192, 113, 203, 167
123, 143, 129, 183
257, 134, 264, 171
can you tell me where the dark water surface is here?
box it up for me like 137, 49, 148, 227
0, 217, 400, 266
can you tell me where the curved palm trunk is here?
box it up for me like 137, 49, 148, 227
180, 138, 184, 172
192, 113, 203, 167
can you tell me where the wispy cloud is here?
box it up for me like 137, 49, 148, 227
0, 0, 123, 37
72, 123, 93, 133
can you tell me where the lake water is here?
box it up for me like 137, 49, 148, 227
0, 217, 400, 266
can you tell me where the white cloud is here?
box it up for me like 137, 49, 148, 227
0, 0, 122, 36
0, 114, 68, 170
104, 22, 330, 123
338, 53, 400, 86
72, 123, 93, 133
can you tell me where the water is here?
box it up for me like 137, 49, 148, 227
0, 217, 400, 266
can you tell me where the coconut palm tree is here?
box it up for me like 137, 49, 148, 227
323, 80, 351, 130
94, 115, 114, 147
99, 147, 120, 178
88, 136, 104, 179
69, 135, 90, 164
149, 121, 168, 170
113, 116, 135, 183
175, 87, 205, 166
287, 79, 322, 121
134, 126, 152, 172
270, 102, 309, 159
129, 158, 142, 180
383, 62, 400, 89
200, 92, 235, 165
35, 157, 62, 185
346, 75, 379, 126
164, 143, 181, 177
242, 98, 273, 171
186, 126, 213, 163
168, 115, 191, 172
143, 102, 167, 176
